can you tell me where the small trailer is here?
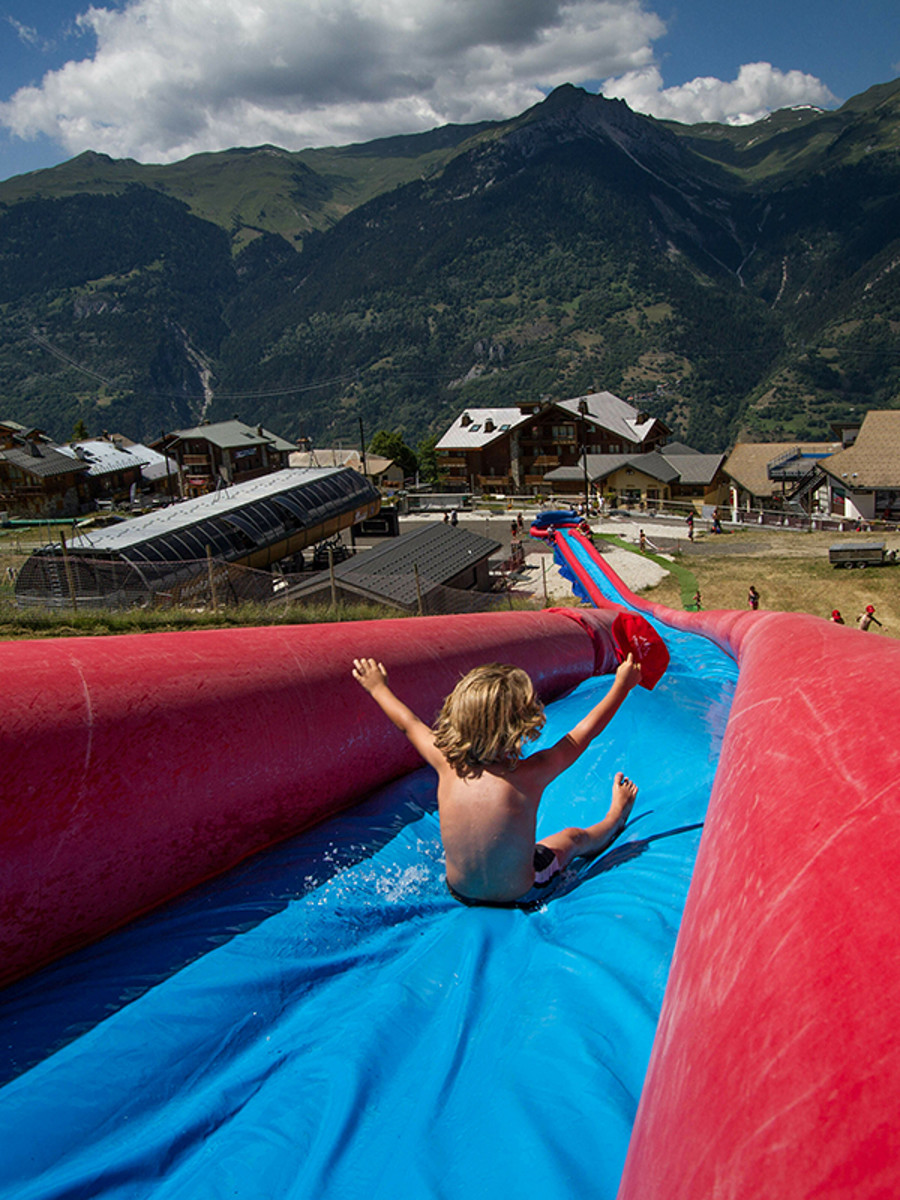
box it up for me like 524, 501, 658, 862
828, 541, 886, 568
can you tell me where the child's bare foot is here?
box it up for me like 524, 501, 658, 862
609, 771, 638, 835
545, 772, 640, 866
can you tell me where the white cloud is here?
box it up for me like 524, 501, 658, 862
601, 62, 837, 126
6, 16, 45, 50
0, 1, 840, 164
6, 17, 40, 48
0, 0, 666, 161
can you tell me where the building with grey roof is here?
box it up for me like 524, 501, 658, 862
667, 453, 728, 491
57, 440, 145, 506
15, 467, 380, 608
59, 441, 145, 478
553, 391, 666, 449
0, 420, 52, 447
131, 444, 178, 487
283, 522, 503, 614
0, 419, 29, 439
0, 441, 91, 517
1, 443, 88, 479
160, 419, 295, 493
435, 390, 670, 494
58, 439, 178, 500
544, 446, 727, 509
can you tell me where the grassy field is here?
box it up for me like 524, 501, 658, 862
642, 528, 899, 637
0, 599, 426, 639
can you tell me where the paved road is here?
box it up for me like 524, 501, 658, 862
388, 511, 671, 600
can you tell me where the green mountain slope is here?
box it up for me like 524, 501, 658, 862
212, 88, 781, 451
0, 187, 236, 437
668, 79, 900, 184
0, 79, 898, 451
0, 120, 498, 254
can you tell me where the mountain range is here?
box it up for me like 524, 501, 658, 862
0, 77, 899, 453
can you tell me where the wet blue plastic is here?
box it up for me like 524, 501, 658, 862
0, 558, 737, 1200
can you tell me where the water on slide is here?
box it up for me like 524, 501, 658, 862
0, 555, 737, 1200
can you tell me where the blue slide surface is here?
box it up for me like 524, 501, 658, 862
0, 552, 737, 1200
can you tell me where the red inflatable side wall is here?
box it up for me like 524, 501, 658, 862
1, 608, 621, 990
619, 612, 900, 1200
554, 532, 900, 1200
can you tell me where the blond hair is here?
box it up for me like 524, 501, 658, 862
433, 663, 545, 777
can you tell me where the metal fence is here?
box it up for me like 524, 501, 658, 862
12, 551, 516, 615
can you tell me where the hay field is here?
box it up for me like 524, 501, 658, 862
645, 528, 899, 637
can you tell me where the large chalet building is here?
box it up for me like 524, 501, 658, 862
159, 419, 295, 495
435, 391, 670, 494
723, 412, 900, 523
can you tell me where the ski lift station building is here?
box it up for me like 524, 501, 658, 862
15, 467, 381, 608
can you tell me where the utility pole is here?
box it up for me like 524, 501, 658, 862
577, 399, 590, 514
358, 415, 368, 477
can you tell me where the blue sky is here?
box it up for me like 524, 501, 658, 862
653, 0, 897, 105
0, 0, 897, 183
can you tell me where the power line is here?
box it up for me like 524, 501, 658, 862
27, 330, 560, 402
30, 326, 897, 412
29, 331, 362, 400
29, 332, 120, 388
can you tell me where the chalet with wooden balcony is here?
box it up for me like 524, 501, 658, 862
57, 440, 146, 507
0, 440, 91, 518
435, 391, 670, 494
160, 419, 295, 495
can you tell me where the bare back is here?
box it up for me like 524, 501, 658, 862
437, 756, 549, 902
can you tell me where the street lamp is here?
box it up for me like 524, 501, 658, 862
577, 399, 590, 515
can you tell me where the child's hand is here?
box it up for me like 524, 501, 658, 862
352, 657, 388, 693
615, 652, 642, 691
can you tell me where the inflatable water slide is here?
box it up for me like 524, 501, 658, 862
1, 524, 897, 1199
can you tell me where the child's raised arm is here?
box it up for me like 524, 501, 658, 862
529, 653, 642, 784
351, 658, 445, 771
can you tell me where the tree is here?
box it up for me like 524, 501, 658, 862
72, 419, 89, 441
416, 434, 439, 483
369, 429, 417, 480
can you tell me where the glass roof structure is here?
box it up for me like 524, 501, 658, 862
16, 468, 380, 608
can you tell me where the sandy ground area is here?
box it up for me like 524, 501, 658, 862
398, 510, 670, 603
516, 542, 668, 602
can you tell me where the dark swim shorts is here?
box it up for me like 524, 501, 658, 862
447, 843, 562, 909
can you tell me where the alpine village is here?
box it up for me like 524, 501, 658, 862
2, 79, 900, 614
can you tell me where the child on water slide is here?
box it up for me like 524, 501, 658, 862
352, 654, 642, 907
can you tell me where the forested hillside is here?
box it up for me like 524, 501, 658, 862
0, 79, 898, 452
